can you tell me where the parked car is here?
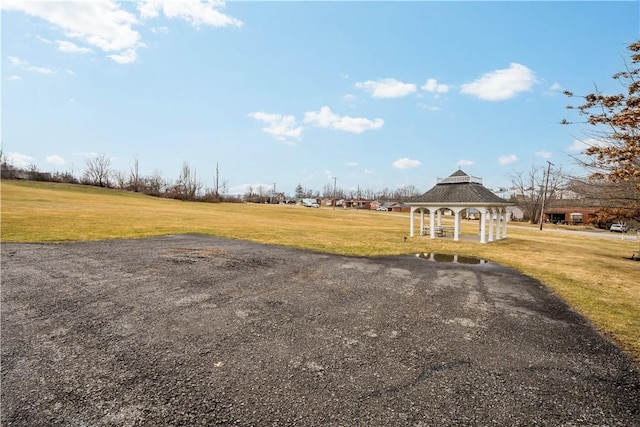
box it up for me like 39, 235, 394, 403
610, 223, 629, 233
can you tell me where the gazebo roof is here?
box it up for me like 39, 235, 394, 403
410, 169, 511, 205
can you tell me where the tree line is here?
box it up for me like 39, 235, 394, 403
0, 153, 424, 204
0, 154, 237, 203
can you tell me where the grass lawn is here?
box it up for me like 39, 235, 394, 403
2, 180, 639, 362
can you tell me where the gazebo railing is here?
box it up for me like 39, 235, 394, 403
437, 175, 482, 184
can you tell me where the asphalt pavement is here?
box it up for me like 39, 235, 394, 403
2, 235, 638, 426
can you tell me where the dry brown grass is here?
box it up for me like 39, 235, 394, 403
2, 180, 639, 361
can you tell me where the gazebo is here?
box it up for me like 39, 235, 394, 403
407, 169, 513, 244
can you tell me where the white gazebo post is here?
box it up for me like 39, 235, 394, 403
495, 208, 502, 240
453, 207, 463, 241
479, 207, 487, 244
410, 207, 415, 237
420, 208, 425, 235
488, 208, 495, 242
429, 209, 436, 238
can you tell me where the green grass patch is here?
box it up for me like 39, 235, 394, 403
2, 180, 639, 362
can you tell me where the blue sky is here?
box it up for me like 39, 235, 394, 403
2, 1, 639, 196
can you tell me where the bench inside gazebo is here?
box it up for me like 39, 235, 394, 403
407, 169, 513, 244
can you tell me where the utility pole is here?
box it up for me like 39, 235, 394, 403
539, 161, 553, 230
333, 177, 337, 210
272, 182, 276, 204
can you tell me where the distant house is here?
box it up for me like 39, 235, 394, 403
389, 202, 411, 213
543, 207, 599, 225
507, 206, 524, 222
344, 199, 372, 209
273, 192, 287, 204
369, 201, 410, 212
321, 198, 339, 207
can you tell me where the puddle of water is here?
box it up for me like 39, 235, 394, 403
416, 253, 488, 265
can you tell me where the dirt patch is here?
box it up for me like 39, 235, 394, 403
2, 234, 639, 426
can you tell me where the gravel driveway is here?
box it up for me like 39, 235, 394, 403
2, 234, 638, 426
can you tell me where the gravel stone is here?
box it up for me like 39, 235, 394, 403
1, 234, 638, 426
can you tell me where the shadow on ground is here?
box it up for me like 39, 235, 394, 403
2, 235, 639, 426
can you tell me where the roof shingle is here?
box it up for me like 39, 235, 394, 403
410, 170, 511, 205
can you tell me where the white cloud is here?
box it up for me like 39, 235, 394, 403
138, 0, 243, 28
421, 78, 449, 93
56, 40, 92, 54
458, 159, 474, 166
3, 0, 143, 63
392, 158, 421, 169
4, 0, 242, 64
417, 103, 440, 111
8, 56, 56, 74
46, 155, 66, 165
304, 106, 384, 134
249, 111, 303, 144
461, 63, 537, 101
498, 154, 518, 165
354, 78, 417, 98
346, 161, 359, 166
543, 82, 563, 96
567, 139, 586, 152
35, 35, 53, 45
151, 26, 169, 34
324, 170, 335, 179
364, 168, 374, 174
108, 49, 138, 64
567, 138, 607, 152
535, 151, 552, 159
7, 75, 23, 81
6, 152, 35, 168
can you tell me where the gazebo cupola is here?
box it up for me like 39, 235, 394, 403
407, 169, 513, 243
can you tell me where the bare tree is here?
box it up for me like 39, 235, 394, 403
129, 157, 141, 192
143, 170, 166, 196
510, 164, 566, 223
567, 177, 639, 225
361, 188, 376, 200
210, 162, 229, 201
212, 162, 221, 200
172, 162, 202, 200
221, 179, 228, 196
243, 185, 269, 203
393, 185, 421, 202
112, 170, 127, 189
321, 183, 333, 198
83, 154, 111, 187
562, 41, 640, 222
293, 183, 315, 199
